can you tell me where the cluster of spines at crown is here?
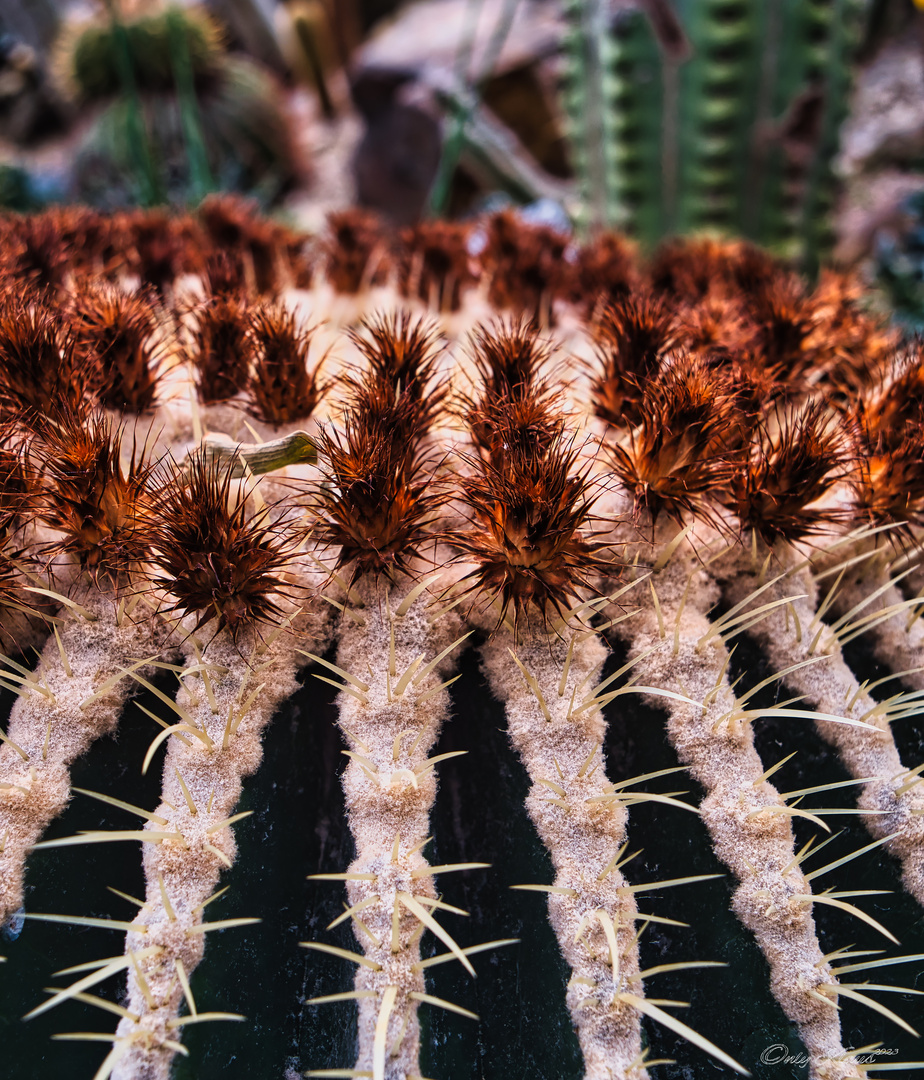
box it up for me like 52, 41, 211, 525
1, 192, 924, 1080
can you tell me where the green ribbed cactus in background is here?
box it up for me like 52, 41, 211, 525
54, 3, 296, 208
562, 0, 868, 266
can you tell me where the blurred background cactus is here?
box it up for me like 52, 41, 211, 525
561, 0, 869, 267
55, 3, 298, 207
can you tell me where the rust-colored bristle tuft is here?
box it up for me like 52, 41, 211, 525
0, 423, 30, 533
589, 293, 675, 428
648, 236, 736, 301
42, 206, 111, 281
116, 209, 205, 295
246, 304, 326, 426
854, 344, 924, 450
346, 311, 446, 430
723, 401, 853, 545
566, 230, 638, 314
853, 424, 924, 534
313, 315, 448, 579
31, 408, 154, 581
149, 453, 295, 639
204, 250, 250, 298
397, 220, 476, 311
0, 301, 87, 425
481, 210, 569, 323
200, 194, 297, 295
705, 347, 783, 421
467, 318, 554, 404
469, 396, 566, 471
187, 295, 255, 405
453, 436, 607, 632
648, 235, 779, 302
71, 286, 165, 414
325, 209, 390, 294
312, 408, 443, 581
724, 241, 781, 295
607, 356, 745, 526
799, 271, 898, 400
199, 193, 268, 247
673, 294, 753, 360
0, 210, 71, 293
746, 273, 821, 383
463, 318, 562, 463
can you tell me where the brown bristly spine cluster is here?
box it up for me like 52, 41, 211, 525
0, 211, 72, 294
148, 452, 296, 640
0, 421, 30, 533
246, 303, 326, 425
184, 293, 254, 405
116, 209, 205, 298
589, 292, 676, 429
565, 230, 638, 316
199, 193, 310, 295
606, 355, 745, 528
853, 343, 924, 532
455, 438, 605, 632
647, 235, 778, 302
723, 400, 854, 546
454, 319, 608, 632
202, 249, 251, 300
31, 408, 154, 582
0, 301, 87, 425
70, 286, 165, 413
480, 209, 570, 323
397, 220, 476, 312
462, 317, 559, 445
323, 208, 390, 294
312, 313, 447, 580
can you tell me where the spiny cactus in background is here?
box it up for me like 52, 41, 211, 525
53, 4, 297, 208
2, 202, 924, 1080
562, 0, 868, 267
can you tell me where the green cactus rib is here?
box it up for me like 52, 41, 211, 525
562, 0, 865, 263
560, 0, 609, 232
561, 2, 663, 239
675, 0, 762, 235
799, 0, 867, 271
608, 11, 664, 245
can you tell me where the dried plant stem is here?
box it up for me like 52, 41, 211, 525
321, 576, 467, 1080
613, 556, 860, 1080
717, 546, 924, 905
479, 626, 649, 1080
0, 587, 166, 925
111, 609, 324, 1080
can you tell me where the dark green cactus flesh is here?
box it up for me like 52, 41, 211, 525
562, 0, 868, 265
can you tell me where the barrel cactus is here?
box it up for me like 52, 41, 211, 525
0, 202, 923, 1080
